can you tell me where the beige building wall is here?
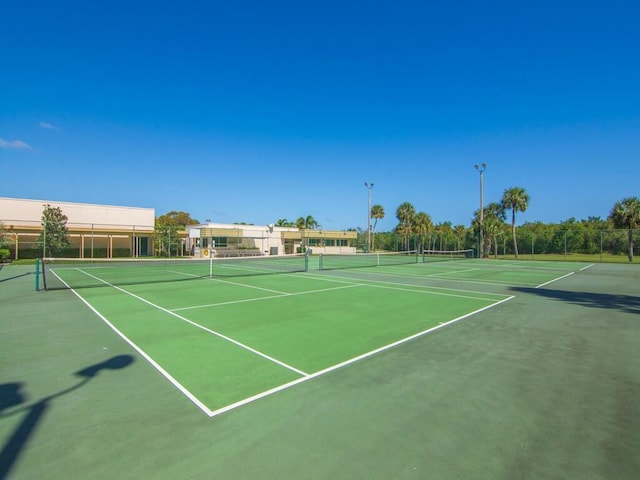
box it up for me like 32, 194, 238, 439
0, 197, 156, 259
0, 197, 154, 229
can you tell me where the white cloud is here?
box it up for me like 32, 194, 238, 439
0, 139, 34, 150
39, 121, 59, 130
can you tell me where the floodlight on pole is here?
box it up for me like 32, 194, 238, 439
474, 163, 487, 258
364, 182, 374, 252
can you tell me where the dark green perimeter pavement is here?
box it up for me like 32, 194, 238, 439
1, 262, 639, 479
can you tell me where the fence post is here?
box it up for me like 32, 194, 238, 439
531, 236, 534, 260
600, 231, 603, 263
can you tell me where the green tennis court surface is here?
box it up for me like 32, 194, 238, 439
3, 258, 640, 479
42, 257, 517, 416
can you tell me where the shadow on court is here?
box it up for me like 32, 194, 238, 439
511, 286, 640, 315
0, 355, 134, 479
0, 271, 32, 284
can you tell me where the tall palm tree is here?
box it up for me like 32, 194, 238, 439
453, 224, 467, 251
413, 212, 433, 254
396, 202, 416, 251
370, 204, 385, 251
395, 223, 413, 251
609, 197, 640, 262
501, 187, 530, 258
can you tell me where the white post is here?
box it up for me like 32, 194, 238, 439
474, 163, 487, 258
364, 182, 374, 252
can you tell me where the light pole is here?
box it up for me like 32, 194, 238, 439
474, 163, 487, 258
364, 182, 374, 252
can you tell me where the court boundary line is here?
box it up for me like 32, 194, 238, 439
579, 263, 595, 271
171, 283, 363, 312
170, 269, 503, 310
74, 269, 311, 379
311, 267, 544, 288
535, 271, 575, 288
53, 267, 515, 419
303, 270, 510, 299
49, 270, 215, 416
205, 295, 515, 418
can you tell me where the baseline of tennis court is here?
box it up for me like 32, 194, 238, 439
47, 259, 583, 417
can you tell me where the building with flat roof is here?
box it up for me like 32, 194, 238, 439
187, 222, 357, 257
0, 197, 155, 259
0, 197, 358, 260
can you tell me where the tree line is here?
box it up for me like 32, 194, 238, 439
361, 190, 640, 262
2, 194, 638, 261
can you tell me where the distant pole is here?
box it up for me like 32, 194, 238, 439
364, 182, 374, 252
474, 163, 487, 258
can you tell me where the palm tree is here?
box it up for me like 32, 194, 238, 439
395, 223, 413, 251
295, 215, 318, 229
474, 202, 506, 258
483, 214, 507, 258
370, 204, 385, 250
275, 218, 293, 227
413, 212, 433, 254
305, 215, 318, 229
396, 202, 416, 251
501, 187, 530, 258
609, 197, 640, 262
438, 221, 453, 251
453, 224, 467, 251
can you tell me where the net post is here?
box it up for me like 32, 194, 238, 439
319, 253, 323, 270
35, 258, 40, 291
36, 257, 47, 291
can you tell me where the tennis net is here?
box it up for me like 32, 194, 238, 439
317, 251, 419, 270
39, 254, 309, 290
422, 249, 474, 262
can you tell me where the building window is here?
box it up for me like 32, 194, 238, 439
213, 237, 228, 247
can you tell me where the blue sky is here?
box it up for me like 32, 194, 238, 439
1, 0, 638, 232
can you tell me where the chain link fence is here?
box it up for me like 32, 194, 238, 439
357, 228, 640, 262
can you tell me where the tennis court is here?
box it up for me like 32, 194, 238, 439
34, 254, 581, 417
2, 255, 640, 479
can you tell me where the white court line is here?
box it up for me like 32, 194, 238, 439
49, 270, 214, 416
172, 283, 363, 312
77, 269, 310, 379
580, 263, 595, 271
56, 267, 515, 419
168, 269, 289, 295
206, 295, 516, 418
364, 282, 501, 302
304, 270, 510, 298
536, 271, 575, 288
312, 267, 539, 289
426, 267, 479, 277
